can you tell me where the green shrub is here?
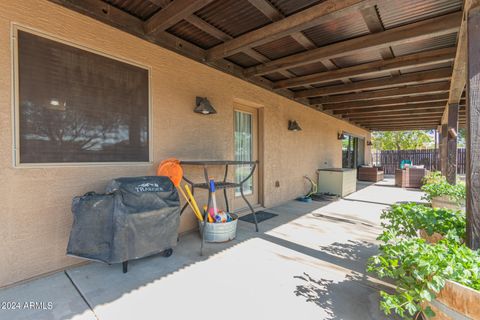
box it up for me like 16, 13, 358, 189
368, 238, 480, 319
378, 203, 466, 243
422, 171, 445, 185
420, 171, 466, 205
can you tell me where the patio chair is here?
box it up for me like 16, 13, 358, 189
357, 166, 384, 182
395, 167, 427, 188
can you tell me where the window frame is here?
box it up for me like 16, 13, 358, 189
234, 109, 254, 197
11, 25, 153, 168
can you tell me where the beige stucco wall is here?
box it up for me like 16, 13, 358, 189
0, 0, 371, 288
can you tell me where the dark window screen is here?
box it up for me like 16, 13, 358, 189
17, 30, 149, 163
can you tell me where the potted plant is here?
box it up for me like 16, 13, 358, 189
370, 203, 478, 319
368, 238, 480, 319
378, 203, 465, 244
421, 172, 466, 211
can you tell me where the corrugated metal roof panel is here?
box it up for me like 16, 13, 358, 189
104, 0, 161, 20
287, 61, 327, 77
377, 0, 463, 29
310, 79, 346, 88
302, 11, 370, 47
350, 72, 392, 82
263, 73, 288, 81
332, 49, 382, 68
253, 36, 306, 60
392, 33, 457, 57
167, 20, 222, 49
196, 0, 271, 38
400, 61, 453, 74
226, 52, 261, 68
269, 0, 324, 16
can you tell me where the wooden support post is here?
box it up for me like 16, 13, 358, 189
434, 128, 438, 170
437, 125, 442, 165
466, 6, 480, 249
440, 124, 448, 176
446, 103, 459, 184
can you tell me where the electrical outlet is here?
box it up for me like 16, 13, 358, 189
275, 181, 280, 187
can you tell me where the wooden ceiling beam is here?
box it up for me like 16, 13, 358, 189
45, 0, 297, 102
274, 47, 455, 89
183, 15, 295, 79
246, 0, 283, 21
184, 15, 231, 41
333, 102, 448, 115
369, 124, 442, 127
360, 6, 399, 76
323, 94, 451, 110
350, 116, 444, 124
245, 1, 352, 84
360, 123, 442, 129
244, 12, 461, 76
351, 108, 464, 117
369, 122, 441, 126
144, 0, 214, 35
448, 0, 480, 104
295, 68, 452, 98
310, 82, 451, 105
346, 109, 445, 119
353, 120, 443, 127
245, 0, 319, 83
206, 0, 377, 61
355, 118, 442, 125
368, 126, 438, 131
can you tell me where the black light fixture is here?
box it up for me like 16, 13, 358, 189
194, 97, 217, 115
288, 120, 302, 131
366, 140, 373, 146
337, 132, 346, 140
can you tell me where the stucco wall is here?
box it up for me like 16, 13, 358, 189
0, 0, 371, 287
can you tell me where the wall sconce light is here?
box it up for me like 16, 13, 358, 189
337, 132, 346, 140
288, 120, 302, 131
194, 97, 217, 115
366, 140, 373, 146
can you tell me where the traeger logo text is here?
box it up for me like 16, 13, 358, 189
135, 182, 162, 193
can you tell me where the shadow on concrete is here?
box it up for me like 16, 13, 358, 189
293, 271, 399, 320
356, 180, 376, 191
287, 240, 398, 319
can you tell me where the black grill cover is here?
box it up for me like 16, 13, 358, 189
67, 176, 180, 264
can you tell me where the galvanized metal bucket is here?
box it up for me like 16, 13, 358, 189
198, 213, 238, 242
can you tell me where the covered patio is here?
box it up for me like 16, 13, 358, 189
0, 179, 423, 320
40, 0, 479, 246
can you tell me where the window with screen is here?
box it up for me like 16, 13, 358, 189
16, 30, 150, 164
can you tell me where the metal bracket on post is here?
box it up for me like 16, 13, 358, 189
446, 103, 459, 185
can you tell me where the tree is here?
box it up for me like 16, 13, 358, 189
372, 130, 434, 151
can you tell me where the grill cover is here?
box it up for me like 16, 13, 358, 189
67, 176, 180, 264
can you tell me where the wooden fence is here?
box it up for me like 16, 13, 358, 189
371, 148, 466, 175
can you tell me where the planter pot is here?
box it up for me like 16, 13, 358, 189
424, 280, 480, 319
431, 196, 465, 211
419, 229, 444, 244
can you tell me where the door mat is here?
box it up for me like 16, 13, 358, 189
239, 211, 278, 223
311, 193, 340, 202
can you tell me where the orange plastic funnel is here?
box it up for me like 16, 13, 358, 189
157, 158, 183, 187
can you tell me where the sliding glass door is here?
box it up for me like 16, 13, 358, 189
233, 105, 259, 210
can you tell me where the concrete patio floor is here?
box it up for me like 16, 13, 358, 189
0, 177, 425, 320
